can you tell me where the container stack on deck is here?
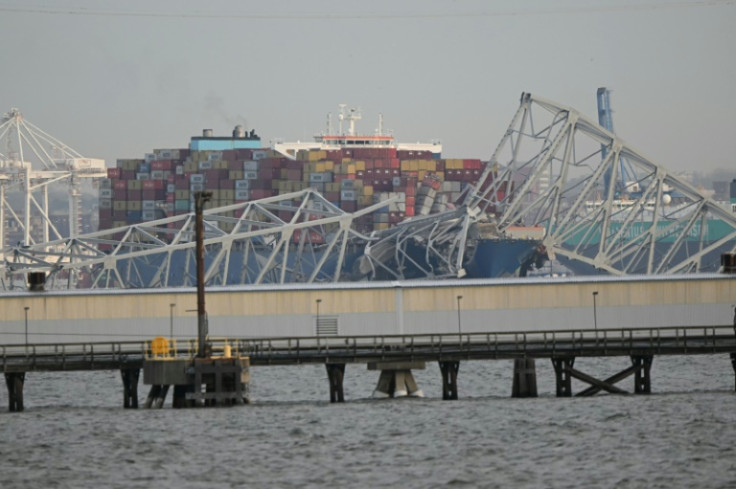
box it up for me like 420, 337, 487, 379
98, 141, 486, 236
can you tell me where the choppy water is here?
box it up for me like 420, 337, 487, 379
1, 355, 735, 488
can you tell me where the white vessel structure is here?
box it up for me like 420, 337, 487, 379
272, 104, 442, 158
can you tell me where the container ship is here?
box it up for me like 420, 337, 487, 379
98, 106, 545, 284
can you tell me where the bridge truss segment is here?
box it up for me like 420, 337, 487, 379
3, 189, 389, 290
466, 93, 736, 275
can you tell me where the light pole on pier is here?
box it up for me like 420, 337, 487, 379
315, 299, 322, 330
24, 306, 29, 349
592, 291, 599, 331
169, 303, 176, 339
456, 295, 463, 340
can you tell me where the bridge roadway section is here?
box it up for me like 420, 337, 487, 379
1, 273, 736, 409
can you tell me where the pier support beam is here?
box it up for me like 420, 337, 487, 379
172, 385, 194, 408
369, 362, 425, 398
326, 363, 345, 403
512, 358, 538, 398
552, 357, 575, 397
4, 372, 25, 412
730, 352, 736, 392
438, 361, 460, 400
145, 385, 170, 409
120, 368, 140, 409
631, 355, 653, 394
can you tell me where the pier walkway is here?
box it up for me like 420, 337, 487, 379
3, 325, 736, 410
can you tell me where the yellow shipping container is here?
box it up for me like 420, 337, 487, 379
184, 161, 198, 173
175, 190, 190, 200
355, 160, 365, 172
215, 160, 229, 170
363, 185, 374, 196
230, 170, 244, 180
127, 200, 142, 211
113, 201, 127, 211
113, 221, 127, 228
358, 195, 373, 207
436, 171, 445, 181
127, 180, 142, 190
418, 170, 427, 180
323, 160, 334, 171
341, 158, 352, 164
315, 162, 326, 173
347, 164, 356, 174
373, 222, 390, 231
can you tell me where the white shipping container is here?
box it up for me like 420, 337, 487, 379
136, 173, 150, 180
340, 190, 356, 201
252, 150, 267, 160
142, 200, 155, 210
175, 166, 184, 175
243, 160, 259, 171
198, 161, 213, 170
167, 184, 175, 193
235, 189, 250, 200
99, 189, 113, 199
243, 171, 258, 180
151, 170, 164, 180
99, 179, 112, 189
235, 180, 250, 190
190, 174, 204, 184
190, 183, 204, 192
141, 210, 156, 221
99, 198, 112, 209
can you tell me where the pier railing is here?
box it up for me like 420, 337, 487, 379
1, 325, 734, 372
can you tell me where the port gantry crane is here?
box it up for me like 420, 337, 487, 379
0, 108, 106, 259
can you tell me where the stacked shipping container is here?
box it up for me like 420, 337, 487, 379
99, 145, 485, 234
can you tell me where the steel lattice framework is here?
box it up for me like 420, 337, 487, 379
2, 189, 391, 290
467, 93, 736, 274
0, 108, 106, 253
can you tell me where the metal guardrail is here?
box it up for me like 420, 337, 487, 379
1, 326, 735, 372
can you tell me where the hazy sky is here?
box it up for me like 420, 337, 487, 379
1, 0, 734, 173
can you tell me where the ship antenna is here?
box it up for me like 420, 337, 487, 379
338, 104, 346, 135
377, 113, 383, 136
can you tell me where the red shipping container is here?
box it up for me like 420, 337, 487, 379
219, 180, 234, 190
113, 188, 127, 200
151, 160, 172, 171
405, 206, 415, 217
142, 189, 156, 200
142, 180, 164, 190
128, 189, 142, 200
113, 180, 127, 190
121, 170, 135, 180
107, 168, 121, 178
98, 209, 113, 219
250, 189, 273, 200
340, 201, 356, 212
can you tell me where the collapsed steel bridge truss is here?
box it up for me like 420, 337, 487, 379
3, 93, 735, 289
466, 93, 736, 275
2, 189, 389, 289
